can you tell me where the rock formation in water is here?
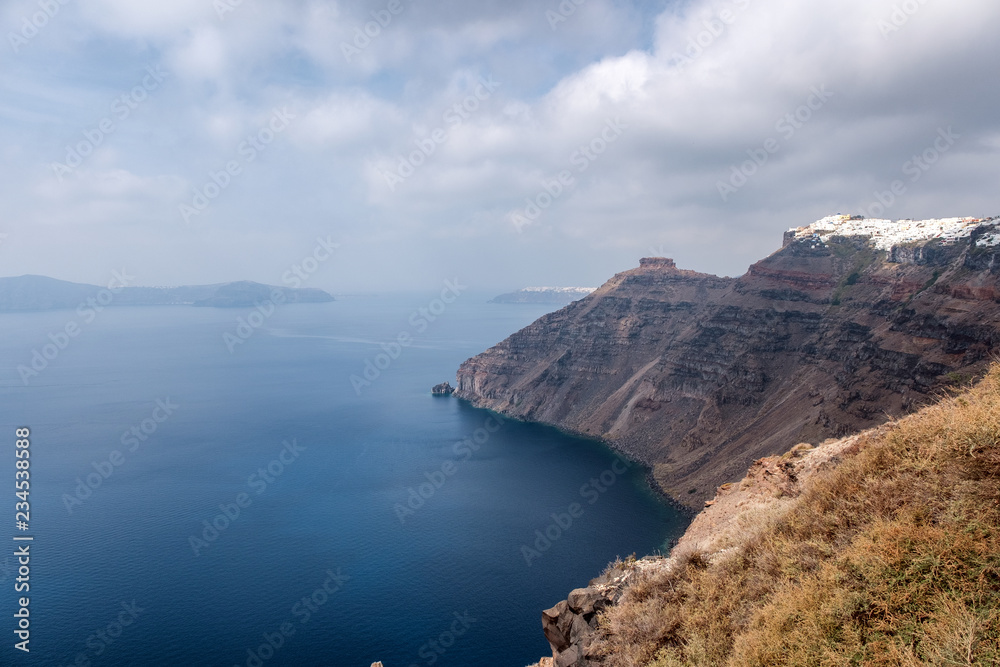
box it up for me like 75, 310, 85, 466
456, 215, 1000, 510
431, 381, 455, 395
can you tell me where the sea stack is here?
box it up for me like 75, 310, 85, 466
431, 381, 455, 395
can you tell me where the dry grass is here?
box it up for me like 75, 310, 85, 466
592, 365, 1000, 666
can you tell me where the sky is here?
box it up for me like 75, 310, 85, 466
1, 0, 998, 294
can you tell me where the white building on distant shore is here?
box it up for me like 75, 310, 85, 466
788, 215, 994, 251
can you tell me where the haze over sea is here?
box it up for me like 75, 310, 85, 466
1, 294, 686, 667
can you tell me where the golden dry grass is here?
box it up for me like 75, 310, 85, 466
592, 365, 1000, 667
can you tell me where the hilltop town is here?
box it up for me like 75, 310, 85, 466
787, 214, 998, 250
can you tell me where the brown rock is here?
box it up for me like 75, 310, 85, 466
542, 600, 573, 653
456, 223, 1000, 509
566, 587, 610, 616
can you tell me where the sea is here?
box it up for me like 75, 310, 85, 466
0, 294, 688, 667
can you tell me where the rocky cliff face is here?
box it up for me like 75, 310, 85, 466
456, 216, 1000, 510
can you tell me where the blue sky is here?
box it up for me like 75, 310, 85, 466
1, 0, 998, 293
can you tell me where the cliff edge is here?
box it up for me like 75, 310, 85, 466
457, 215, 1000, 509
530, 362, 1000, 666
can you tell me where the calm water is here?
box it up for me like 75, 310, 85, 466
0, 295, 687, 666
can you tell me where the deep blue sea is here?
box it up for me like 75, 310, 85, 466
0, 295, 687, 667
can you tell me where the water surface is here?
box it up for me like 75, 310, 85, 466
0, 295, 688, 666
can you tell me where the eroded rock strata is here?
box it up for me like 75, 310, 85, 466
456, 216, 1000, 510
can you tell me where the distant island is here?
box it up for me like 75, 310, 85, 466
489, 286, 597, 305
0, 275, 335, 311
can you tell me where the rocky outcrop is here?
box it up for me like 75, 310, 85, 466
456, 216, 1000, 510
539, 559, 668, 666
534, 430, 867, 666
431, 381, 455, 395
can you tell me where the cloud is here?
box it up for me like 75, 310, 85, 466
292, 91, 402, 149
169, 26, 229, 82
79, 0, 213, 38
1, 0, 998, 291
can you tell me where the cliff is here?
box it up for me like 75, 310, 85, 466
457, 216, 1000, 510
531, 363, 1000, 666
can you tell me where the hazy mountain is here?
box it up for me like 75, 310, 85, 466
0, 275, 334, 311
489, 287, 597, 305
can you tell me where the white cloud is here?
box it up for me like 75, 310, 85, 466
79, 0, 213, 38
168, 26, 229, 82
2, 0, 998, 290
293, 92, 402, 149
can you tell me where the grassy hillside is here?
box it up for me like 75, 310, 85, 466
592, 365, 1000, 666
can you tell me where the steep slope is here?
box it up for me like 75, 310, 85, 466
457, 216, 1000, 509
530, 362, 1000, 666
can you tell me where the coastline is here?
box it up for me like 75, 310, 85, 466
451, 392, 698, 531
